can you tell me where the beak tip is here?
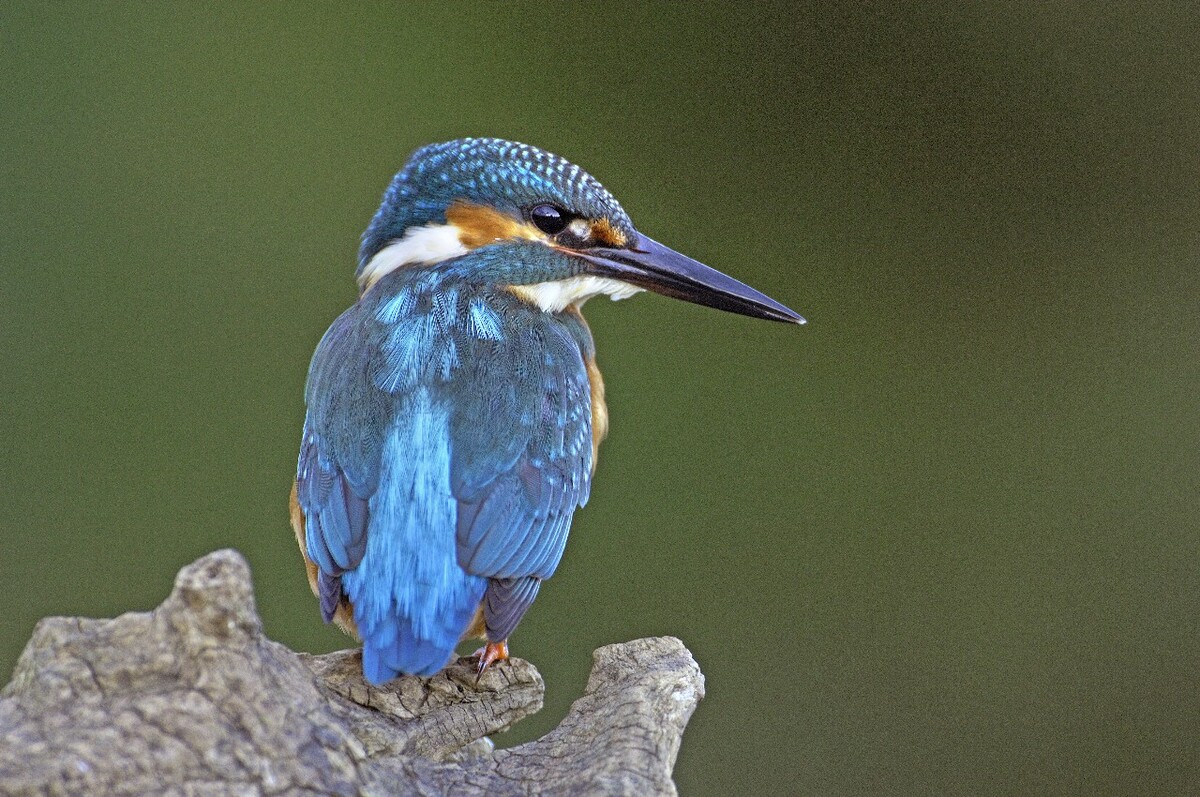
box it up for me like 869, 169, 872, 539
768, 303, 806, 325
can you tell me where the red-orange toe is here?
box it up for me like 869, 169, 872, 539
473, 639, 509, 680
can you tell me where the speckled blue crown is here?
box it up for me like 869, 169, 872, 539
359, 138, 634, 273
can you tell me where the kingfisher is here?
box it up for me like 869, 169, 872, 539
290, 138, 803, 684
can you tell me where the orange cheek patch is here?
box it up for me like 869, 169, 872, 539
591, 218, 627, 247
446, 201, 544, 248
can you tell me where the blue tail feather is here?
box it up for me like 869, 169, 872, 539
358, 584, 485, 682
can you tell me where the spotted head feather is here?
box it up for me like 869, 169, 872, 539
358, 138, 634, 278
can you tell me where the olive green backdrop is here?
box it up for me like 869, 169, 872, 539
2, 3, 1197, 794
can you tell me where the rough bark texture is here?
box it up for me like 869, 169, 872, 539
0, 550, 704, 796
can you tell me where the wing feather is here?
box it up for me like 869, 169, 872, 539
295, 310, 378, 589
483, 577, 541, 641
451, 313, 593, 589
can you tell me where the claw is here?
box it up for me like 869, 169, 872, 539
473, 639, 509, 683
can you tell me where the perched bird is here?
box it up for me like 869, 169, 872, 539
290, 138, 803, 684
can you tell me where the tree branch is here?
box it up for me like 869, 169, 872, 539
0, 550, 704, 796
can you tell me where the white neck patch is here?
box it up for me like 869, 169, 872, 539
358, 223, 468, 292
509, 275, 644, 314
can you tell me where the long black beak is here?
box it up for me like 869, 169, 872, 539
575, 232, 805, 324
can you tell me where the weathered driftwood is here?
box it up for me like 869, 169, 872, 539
0, 550, 704, 796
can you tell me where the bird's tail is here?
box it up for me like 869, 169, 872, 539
358, 591, 484, 682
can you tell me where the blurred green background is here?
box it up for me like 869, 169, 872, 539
2, 3, 1197, 794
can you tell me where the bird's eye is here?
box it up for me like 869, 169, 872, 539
530, 204, 569, 235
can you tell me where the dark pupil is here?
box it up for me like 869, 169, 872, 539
531, 204, 569, 235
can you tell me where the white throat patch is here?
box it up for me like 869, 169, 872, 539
509, 275, 644, 314
358, 223, 468, 292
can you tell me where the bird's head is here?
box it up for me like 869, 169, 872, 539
357, 138, 803, 324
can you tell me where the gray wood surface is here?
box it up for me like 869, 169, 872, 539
0, 550, 704, 796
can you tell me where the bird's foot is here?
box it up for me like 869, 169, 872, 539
473, 639, 509, 682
